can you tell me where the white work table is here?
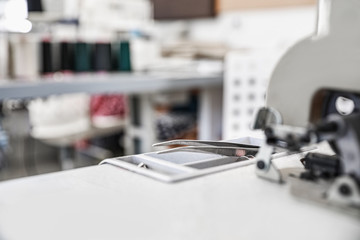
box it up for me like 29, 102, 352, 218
0, 146, 359, 240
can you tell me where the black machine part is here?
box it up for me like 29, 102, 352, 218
261, 113, 360, 184
310, 113, 360, 183
300, 153, 342, 180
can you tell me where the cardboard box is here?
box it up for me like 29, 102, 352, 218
153, 0, 215, 20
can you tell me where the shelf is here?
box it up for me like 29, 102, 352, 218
0, 72, 223, 100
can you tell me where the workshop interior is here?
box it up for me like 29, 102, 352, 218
0, 0, 359, 239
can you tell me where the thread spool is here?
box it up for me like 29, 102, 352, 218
74, 42, 92, 72
11, 34, 40, 80
41, 39, 53, 74
27, 0, 43, 12
60, 41, 75, 72
94, 43, 111, 72
118, 41, 132, 72
0, 34, 9, 81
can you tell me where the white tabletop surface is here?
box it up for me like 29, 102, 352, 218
0, 146, 359, 240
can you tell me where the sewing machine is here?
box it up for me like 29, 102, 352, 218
254, 0, 360, 212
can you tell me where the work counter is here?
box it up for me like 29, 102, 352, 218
0, 145, 359, 240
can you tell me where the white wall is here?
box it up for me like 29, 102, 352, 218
154, 6, 317, 51
190, 6, 316, 49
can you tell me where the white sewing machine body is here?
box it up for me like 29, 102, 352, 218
253, 0, 360, 210
267, 0, 360, 127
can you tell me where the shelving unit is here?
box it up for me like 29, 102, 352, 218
0, 72, 222, 99
0, 72, 223, 160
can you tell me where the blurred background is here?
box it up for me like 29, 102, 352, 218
0, 0, 316, 181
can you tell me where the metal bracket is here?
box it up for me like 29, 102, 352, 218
255, 144, 282, 183
253, 107, 283, 130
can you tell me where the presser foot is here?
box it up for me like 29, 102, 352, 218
289, 174, 360, 215
256, 163, 283, 183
